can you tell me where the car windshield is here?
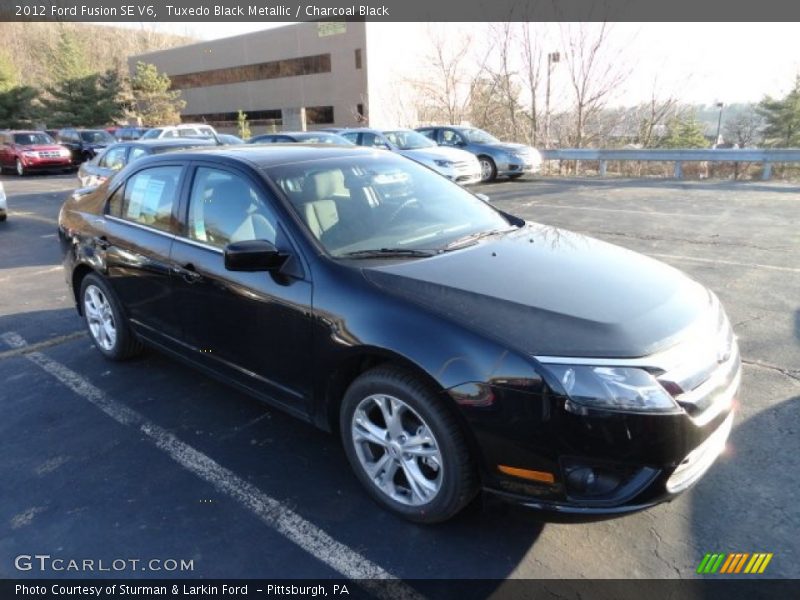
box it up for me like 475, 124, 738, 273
462, 128, 500, 144
264, 153, 515, 258
141, 129, 162, 139
294, 133, 352, 144
14, 133, 53, 145
80, 131, 115, 143
383, 130, 436, 150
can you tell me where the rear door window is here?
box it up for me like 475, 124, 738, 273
112, 166, 182, 233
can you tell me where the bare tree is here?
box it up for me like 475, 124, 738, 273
634, 78, 680, 148
724, 105, 764, 148
559, 23, 630, 148
519, 22, 544, 146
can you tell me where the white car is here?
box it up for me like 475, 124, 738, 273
0, 181, 7, 221
140, 123, 217, 140
340, 128, 482, 185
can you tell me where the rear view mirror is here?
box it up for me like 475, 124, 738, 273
224, 240, 287, 272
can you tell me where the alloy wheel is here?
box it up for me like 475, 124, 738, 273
479, 158, 494, 182
15, 159, 24, 176
351, 393, 444, 506
84, 284, 117, 351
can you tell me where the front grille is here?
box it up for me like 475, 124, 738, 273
657, 309, 741, 426
38, 151, 61, 159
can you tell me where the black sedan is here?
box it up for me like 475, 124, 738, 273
58, 145, 740, 523
78, 138, 216, 187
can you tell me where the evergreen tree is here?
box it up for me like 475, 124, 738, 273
758, 75, 800, 147
50, 28, 90, 82
129, 61, 185, 126
0, 86, 39, 128
39, 70, 123, 127
661, 112, 708, 148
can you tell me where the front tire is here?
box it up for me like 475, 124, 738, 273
340, 365, 478, 523
15, 159, 25, 177
479, 157, 497, 182
80, 273, 143, 360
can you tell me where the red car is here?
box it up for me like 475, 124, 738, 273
0, 130, 73, 176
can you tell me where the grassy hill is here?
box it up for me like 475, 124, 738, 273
0, 22, 194, 87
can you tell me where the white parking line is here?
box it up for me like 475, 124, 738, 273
1, 331, 423, 600
648, 253, 800, 273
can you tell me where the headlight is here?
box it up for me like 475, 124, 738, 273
22, 151, 38, 158
545, 365, 680, 413
433, 159, 455, 167
59, 148, 71, 157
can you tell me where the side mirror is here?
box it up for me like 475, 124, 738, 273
475, 193, 490, 203
224, 239, 287, 272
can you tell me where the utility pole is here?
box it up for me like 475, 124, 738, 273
545, 51, 560, 149
714, 101, 725, 147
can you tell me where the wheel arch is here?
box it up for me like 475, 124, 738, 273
71, 263, 97, 315
321, 346, 486, 475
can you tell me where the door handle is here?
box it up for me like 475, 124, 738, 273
175, 263, 202, 284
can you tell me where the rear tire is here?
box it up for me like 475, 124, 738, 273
340, 365, 478, 523
80, 273, 143, 360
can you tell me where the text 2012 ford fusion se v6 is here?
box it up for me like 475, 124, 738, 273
58, 145, 740, 523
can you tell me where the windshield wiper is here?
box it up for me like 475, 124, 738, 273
442, 227, 518, 251
339, 248, 435, 259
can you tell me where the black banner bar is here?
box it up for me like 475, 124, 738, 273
2, 0, 800, 22
2, 579, 798, 600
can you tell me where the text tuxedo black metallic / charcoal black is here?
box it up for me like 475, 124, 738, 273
58, 145, 740, 523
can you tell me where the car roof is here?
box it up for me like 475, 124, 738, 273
134, 143, 378, 169
129, 138, 217, 148
8, 130, 47, 134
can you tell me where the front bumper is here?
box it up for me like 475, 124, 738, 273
436, 164, 482, 185
451, 339, 740, 515
497, 156, 542, 177
21, 156, 73, 171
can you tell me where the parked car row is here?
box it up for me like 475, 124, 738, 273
246, 125, 541, 184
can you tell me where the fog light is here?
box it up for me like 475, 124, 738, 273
565, 466, 621, 497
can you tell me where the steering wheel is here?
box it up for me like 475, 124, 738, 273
388, 198, 419, 224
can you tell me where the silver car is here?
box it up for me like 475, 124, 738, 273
340, 128, 482, 185
416, 125, 542, 182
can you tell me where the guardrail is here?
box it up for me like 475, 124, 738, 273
540, 148, 800, 180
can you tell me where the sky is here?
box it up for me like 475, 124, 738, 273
103, 22, 800, 107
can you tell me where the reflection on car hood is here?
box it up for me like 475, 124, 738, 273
362, 224, 711, 358
469, 142, 533, 154
399, 146, 477, 163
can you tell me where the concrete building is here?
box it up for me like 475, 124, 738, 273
130, 22, 426, 134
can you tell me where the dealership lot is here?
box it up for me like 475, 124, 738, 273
0, 173, 798, 581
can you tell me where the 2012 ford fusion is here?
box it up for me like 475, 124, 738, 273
58, 145, 739, 523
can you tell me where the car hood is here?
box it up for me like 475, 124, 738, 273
362, 224, 712, 358
399, 146, 477, 163
20, 145, 65, 153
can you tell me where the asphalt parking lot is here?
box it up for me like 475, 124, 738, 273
1, 172, 798, 583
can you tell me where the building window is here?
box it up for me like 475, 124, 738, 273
306, 106, 334, 125
356, 103, 366, 123
169, 54, 332, 90
354, 48, 362, 70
